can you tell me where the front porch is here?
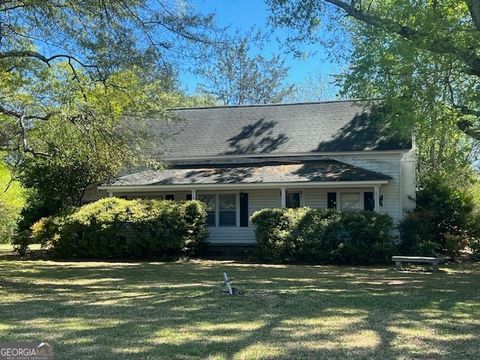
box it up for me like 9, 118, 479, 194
97, 159, 392, 244
97, 183, 388, 245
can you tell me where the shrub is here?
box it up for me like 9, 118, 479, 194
251, 208, 395, 265
399, 176, 475, 257
30, 197, 207, 259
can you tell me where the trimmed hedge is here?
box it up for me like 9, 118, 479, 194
251, 208, 395, 264
31, 197, 207, 259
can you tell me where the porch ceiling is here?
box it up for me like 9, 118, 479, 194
103, 160, 391, 188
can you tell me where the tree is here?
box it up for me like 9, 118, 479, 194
284, 71, 339, 103
0, 2, 219, 235
196, 33, 294, 105
267, 0, 480, 178
0, 156, 25, 243
0, 1, 215, 157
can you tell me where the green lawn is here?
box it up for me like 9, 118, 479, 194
0, 247, 479, 359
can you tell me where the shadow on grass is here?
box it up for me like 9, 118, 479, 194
0, 260, 479, 359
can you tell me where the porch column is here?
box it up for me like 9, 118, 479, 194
280, 187, 286, 208
191, 189, 197, 200
108, 191, 113, 198
374, 185, 380, 212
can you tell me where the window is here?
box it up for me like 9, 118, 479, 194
327, 192, 337, 209
198, 194, 216, 226
340, 193, 361, 211
219, 194, 236, 226
165, 194, 175, 201
198, 193, 239, 227
125, 195, 148, 200
286, 191, 301, 208
186, 194, 192, 201
364, 192, 375, 211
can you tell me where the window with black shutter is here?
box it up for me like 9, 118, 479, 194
364, 192, 375, 211
286, 191, 301, 208
186, 194, 192, 200
165, 194, 175, 201
327, 192, 337, 209
239, 192, 249, 227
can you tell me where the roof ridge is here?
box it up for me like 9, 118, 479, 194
168, 99, 375, 111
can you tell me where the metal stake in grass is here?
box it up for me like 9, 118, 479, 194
223, 272, 234, 295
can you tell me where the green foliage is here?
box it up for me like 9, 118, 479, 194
0, 157, 26, 243
0, 2, 216, 227
0, 1, 215, 124
251, 208, 395, 264
267, 0, 480, 178
399, 176, 475, 258
11, 66, 187, 231
29, 198, 207, 259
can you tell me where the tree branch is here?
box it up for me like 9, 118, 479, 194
18, 114, 51, 157
0, 104, 57, 121
0, 50, 97, 69
448, 104, 480, 140
324, 0, 480, 77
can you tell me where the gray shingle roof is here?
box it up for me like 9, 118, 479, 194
107, 160, 392, 187
149, 100, 411, 159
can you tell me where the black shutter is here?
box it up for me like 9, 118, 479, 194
186, 194, 192, 200
240, 192, 249, 227
327, 192, 337, 209
364, 192, 374, 211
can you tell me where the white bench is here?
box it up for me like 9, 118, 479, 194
392, 256, 447, 271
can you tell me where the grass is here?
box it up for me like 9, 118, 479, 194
0, 246, 479, 359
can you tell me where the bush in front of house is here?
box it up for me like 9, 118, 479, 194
398, 175, 476, 259
251, 208, 395, 264
30, 197, 207, 259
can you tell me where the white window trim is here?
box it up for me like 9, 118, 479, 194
200, 192, 240, 228
285, 190, 303, 208
197, 193, 217, 227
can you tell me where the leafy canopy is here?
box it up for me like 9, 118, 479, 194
268, 0, 480, 178
0, 0, 215, 157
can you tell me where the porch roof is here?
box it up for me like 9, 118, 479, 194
102, 160, 391, 189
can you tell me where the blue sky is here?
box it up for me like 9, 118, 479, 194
180, 0, 343, 97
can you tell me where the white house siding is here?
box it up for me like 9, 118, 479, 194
204, 183, 407, 245
248, 189, 281, 219
400, 148, 416, 213
207, 227, 256, 245
81, 185, 109, 203
108, 191, 191, 200
199, 189, 278, 244
303, 189, 327, 208
81, 188, 194, 202
331, 153, 404, 222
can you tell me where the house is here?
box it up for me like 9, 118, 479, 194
86, 100, 416, 246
